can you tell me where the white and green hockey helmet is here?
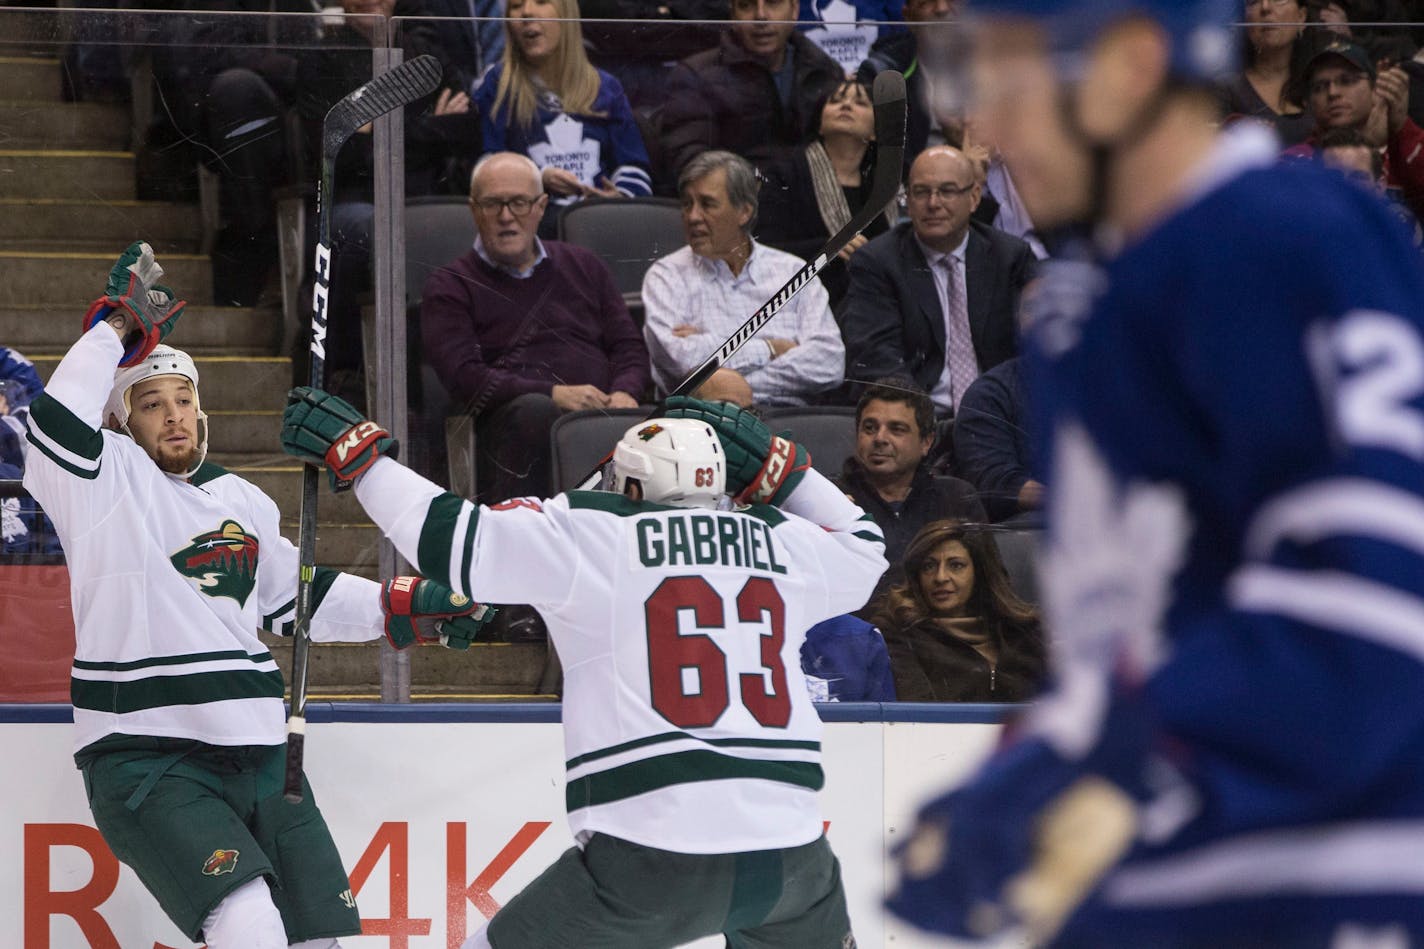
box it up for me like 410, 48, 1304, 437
609, 417, 726, 509
103, 344, 209, 477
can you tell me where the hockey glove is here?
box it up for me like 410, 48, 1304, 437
887, 736, 1138, 944
662, 396, 810, 506
381, 576, 496, 650
83, 241, 187, 367
282, 386, 399, 492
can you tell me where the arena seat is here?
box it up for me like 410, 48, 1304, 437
556, 197, 684, 322
991, 528, 1042, 606
549, 407, 651, 493
759, 406, 858, 480
402, 196, 479, 494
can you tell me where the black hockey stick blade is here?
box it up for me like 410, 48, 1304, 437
321, 54, 442, 160
571, 71, 908, 490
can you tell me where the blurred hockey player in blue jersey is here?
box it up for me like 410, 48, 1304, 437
885, 1, 1424, 947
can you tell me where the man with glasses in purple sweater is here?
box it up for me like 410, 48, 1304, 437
421, 152, 651, 503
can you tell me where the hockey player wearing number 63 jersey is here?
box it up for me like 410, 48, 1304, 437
23, 242, 494, 949
281, 387, 888, 948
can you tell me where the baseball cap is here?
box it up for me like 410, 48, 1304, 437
1306, 40, 1377, 81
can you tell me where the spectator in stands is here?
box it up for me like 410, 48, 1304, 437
580, 0, 726, 112
1320, 125, 1424, 242
1321, 124, 1386, 182
952, 356, 1042, 525
758, 78, 900, 312
962, 123, 1050, 259
842, 146, 1036, 415
474, 0, 654, 238
802, 614, 897, 702
0, 347, 43, 427
873, 519, 1045, 702
857, 0, 959, 174
799, 0, 904, 76
421, 152, 651, 502
1, 345, 44, 473
405, 0, 507, 98
148, 2, 316, 306
1218, 0, 1317, 146
1285, 39, 1424, 221
643, 151, 845, 407
0, 347, 59, 556
836, 378, 984, 607
657, 0, 844, 185
295, 0, 481, 405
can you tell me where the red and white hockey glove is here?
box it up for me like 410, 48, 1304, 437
282, 386, 399, 492
662, 396, 810, 506
83, 241, 187, 367
381, 576, 497, 650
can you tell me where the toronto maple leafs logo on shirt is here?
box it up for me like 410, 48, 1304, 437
529, 113, 602, 189
169, 519, 260, 607
1027, 422, 1189, 759
1020, 257, 1109, 360
806, 0, 878, 73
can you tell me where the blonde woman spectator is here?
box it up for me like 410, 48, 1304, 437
474, 0, 653, 235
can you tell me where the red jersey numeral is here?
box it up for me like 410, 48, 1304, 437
644, 576, 789, 729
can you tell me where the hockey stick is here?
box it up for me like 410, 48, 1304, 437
285, 54, 442, 803
572, 68, 907, 491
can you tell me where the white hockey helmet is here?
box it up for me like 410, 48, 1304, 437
608, 417, 726, 509
103, 344, 209, 477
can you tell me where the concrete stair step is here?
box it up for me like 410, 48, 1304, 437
0, 305, 279, 355
0, 57, 63, 102
410, 642, 555, 695
0, 198, 201, 251
1, 249, 210, 306
236, 465, 371, 523
0, 149, 135, 200
206, 412, 283, 455
0, 100, 129, 150
209, 450, 292, 470
31, 353, 289, 409
259, 633, 552, 697
276, 522, 382, 567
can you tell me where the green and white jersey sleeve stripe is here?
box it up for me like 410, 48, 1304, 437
24, 328, 387, 754
356, 459, 889, 855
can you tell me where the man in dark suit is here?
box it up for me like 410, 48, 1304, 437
842, 145, 1036, 417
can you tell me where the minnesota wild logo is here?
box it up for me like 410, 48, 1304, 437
170, 520, 260, 607
637, 424, 664, 442
201, 848, 240, 876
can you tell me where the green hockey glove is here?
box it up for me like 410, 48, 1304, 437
662, 396, 810, 506
283, 386, 399, 492
381, 576, 496, 650
82, 241, 187, 367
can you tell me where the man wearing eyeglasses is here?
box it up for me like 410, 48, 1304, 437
842, 145, 1037, 420
1283, 40, 1424, 224
421, 152, 651, 503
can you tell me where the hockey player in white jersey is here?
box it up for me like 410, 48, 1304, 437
883, 0, 1424, 947
280, 384, 888, 948
23, 242, 495, 949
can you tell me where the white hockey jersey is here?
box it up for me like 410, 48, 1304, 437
23, 326, 383, 754
357, 458, 887, 854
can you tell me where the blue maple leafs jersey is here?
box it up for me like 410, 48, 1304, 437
887, 123, 1424, 948
1023, 124, 1424, 942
